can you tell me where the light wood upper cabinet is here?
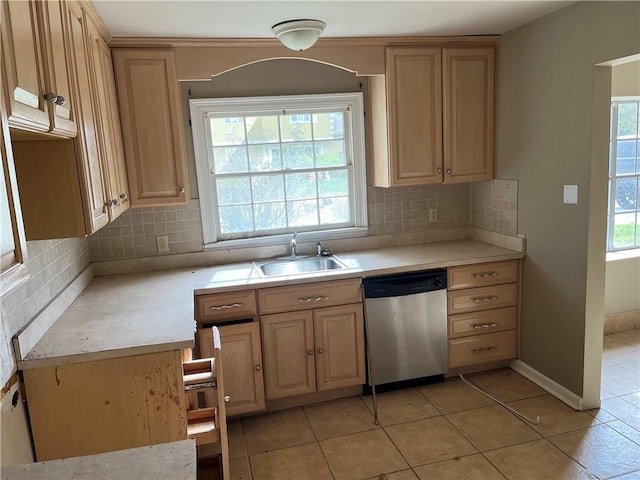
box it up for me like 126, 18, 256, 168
370, 45, 495, 187
0, 0, 76, 136
86, 17, 130, 220
113, 49, 189, 206
442, 47, 495, 183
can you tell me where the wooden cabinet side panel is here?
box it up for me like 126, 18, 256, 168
23, 351, 188, 461
387, 47, 442, 186
314, 304, 365, 391
1, 0, 50, 133
443, 47, 495, 183
261, 311, 316, 399
113, 49, 188, 206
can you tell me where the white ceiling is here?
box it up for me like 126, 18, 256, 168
93, 1, 575, 39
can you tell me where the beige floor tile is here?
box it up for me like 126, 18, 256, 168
363, 469, 418, 480
413, 454, 504, 480
228, 419, 248, 459
418, 378, 494, 414
384, 416, 476, 466
466, 368, 546, 402
585, 407, 617, 423
622, 392, 640, 408
229, 456, 252, 480
484, 439, 594, 480
304, 396, 377, 440
249, 443, 332, 480
362, 388, 440, 426
243, 407, 315, 455
320, 429, 408, 479
549, 424, 640, 479
446, 405, 540, 451
602, 397, 640, 430
507, 395, 599, 436
607, 420, 640, 445
609, 471, 640, 480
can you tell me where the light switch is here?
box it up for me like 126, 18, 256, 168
563, 185, 578, 204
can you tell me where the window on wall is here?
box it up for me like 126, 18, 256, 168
608, 98, 640, 251
190, 93, 367, 247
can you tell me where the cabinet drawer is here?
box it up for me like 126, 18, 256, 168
447, 283, 517, 315
448, 330, 516, 369
448, 260, 518, 290
448, 307, 516, 339
258, 279, 362, 314
196, 290, 257, 324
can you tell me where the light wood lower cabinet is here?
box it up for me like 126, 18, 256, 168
199, 321, 265, 417
23, 350, 188, 461
261, 303, 365, 400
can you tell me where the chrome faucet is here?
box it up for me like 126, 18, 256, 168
289, 232, 297, 258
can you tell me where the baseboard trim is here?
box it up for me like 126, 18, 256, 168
510, 359, 585, 410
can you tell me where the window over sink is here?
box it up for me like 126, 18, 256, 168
190, 93, 367, 248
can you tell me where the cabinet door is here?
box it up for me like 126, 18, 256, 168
0, 0, 50, 133
66, 1, 109, 233
86, 18, 130, 221
113, 49, 189, 206
262, 310, 316, 399
39, 0, 76, 137
314, 304, 365, 391
386, 47, 442, 186
442, 47, 495, 183
200, 322, 266, 417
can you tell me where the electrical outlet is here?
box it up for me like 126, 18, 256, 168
156, 235, 169, 253
429, 208, 438, 222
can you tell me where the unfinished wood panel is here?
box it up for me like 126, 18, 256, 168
261, 310, 316, 399
448, 260, 518, 290
447, 283, 517, 315
23, 350, 188, 461
113, 49, 188, 206
443, 47, 495, 183
314, 304, 365, 391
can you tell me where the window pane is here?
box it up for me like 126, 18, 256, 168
612, 212, 637, 248
618, 103, 638, 137
210, 118, 246, 146
219, 205, 253, 234
287, 200, 318, 227
281, 115, 312, 142
316, 140, 346, 167
312, 112, 344, 140
213, 146, 248, 174
248, 145, 282, 172
252, 175, 284, 203
216, 177, 251, 205
247, 116, 280, 144
318, 169, 348, 197
285, 172, 317, 200
254, 202, 287, 230
282, 142, 314, 169
616, 140, 636, 174
320, 197, 350, 224
615, 177, 638, 212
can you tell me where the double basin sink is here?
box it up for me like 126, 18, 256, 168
254, 255, 348, 278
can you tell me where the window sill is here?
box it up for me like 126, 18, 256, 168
606, 249, 640, 262
203, 227, 369, 251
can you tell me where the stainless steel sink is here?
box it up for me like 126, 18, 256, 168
254, 256, 348, 277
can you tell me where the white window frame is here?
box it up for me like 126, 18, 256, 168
608, 97, 640, 252
190, 93, 368, 249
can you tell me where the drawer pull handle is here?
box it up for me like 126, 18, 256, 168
472, 346, 498, 354
472, 323, 498, 329
210, 303, 243, 310
472, 296, 498, 303
298, 296, 329, 303
472, 272, 498, 278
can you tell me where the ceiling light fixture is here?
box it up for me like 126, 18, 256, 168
271, 19, 326, 51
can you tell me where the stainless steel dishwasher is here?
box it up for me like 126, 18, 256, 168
363, 269, 447, 392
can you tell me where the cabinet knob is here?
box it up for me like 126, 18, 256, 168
446, 169, 452, 175
105, 199, 118, 207
224, 395, 231, 402
437, 167, 443, 174
255, 365, 261, 371
179, 186, 186, 194
317, 348, 324, 354
44, 92, 65, 106
307, 349, 314, 356
119, 193, 128, 200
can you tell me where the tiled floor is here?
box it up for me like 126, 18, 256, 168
226, 329, 640, 480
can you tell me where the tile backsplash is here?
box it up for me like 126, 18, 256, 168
470, 179, 518, 235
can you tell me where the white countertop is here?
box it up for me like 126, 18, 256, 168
17, 239, 523, 369
0, 440, 196, 480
